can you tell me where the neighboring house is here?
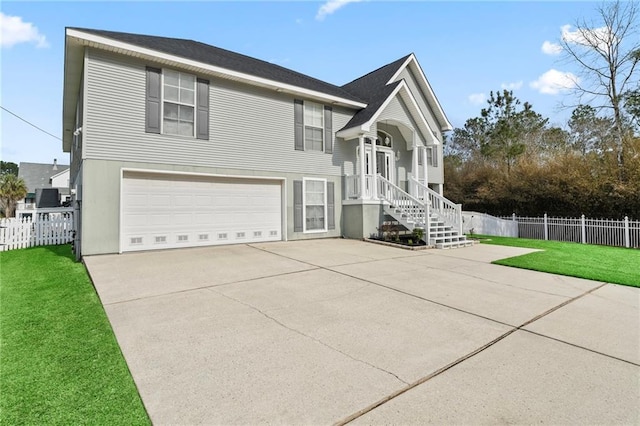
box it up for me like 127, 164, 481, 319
16, 160, 70, 218
63, 27, 468, 257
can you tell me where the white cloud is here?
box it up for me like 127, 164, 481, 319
541, 40, 562, 55
468, 93, 486, 105
0, 13, 48, 48
316, 0, 362, 21
529, 69, 579, 95
561, 24, 612, 53
501, 81, 523, 90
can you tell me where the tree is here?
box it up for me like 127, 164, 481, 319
0, 174, 28, 218
559, 0, 639, 174
448, 90, 548, 173
623, 87, 640, 130
567, 105, 615, 154
0, 161, 19, 176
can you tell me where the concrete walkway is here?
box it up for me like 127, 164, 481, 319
84, 239, 640, 425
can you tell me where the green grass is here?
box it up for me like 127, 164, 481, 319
475, 235, 640, 287
0, 245, 150, 425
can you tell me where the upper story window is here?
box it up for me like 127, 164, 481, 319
145, 67, 209, 140
304, 101, 324, 151
294, 99, 333, 153
163, 70, 196, 137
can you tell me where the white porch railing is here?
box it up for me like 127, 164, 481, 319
377, 175, 429, 240
411, 177, 462, 235
346, 174, 375, 200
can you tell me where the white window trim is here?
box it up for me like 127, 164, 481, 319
302, 177, 327, 233
427, 146, 438, 167
303, 101, 324, 151
161, 68, 197, 138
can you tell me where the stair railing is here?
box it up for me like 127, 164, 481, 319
410, 176, 462, 235
377, 175, 430, 243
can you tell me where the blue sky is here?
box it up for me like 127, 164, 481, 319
1, 1, 604, 165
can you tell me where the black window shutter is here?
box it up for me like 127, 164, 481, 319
196, 78, 210, 140
324, 106, 333, 154
294, 99, 304, 151
145, 67, 161, 133
327, 181, 335, 230
294, 180, 303, 232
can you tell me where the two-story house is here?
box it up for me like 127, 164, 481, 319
63, 28, 466, 257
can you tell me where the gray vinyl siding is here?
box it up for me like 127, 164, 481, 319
70, 73, 84, 187
84, 49, 356, 177
377, 95, 426, 146
395, 68, 443, 142
428, 143, 444, 184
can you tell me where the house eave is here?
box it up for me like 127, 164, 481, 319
65, 28, 368, 109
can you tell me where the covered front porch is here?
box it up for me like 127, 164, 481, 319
339, 121, 463, 247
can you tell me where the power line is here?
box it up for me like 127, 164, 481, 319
0, 105, 62, 141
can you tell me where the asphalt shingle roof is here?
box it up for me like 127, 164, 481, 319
339, 55, 411, 130
69, 28, 366, 105
18, 162, 69, 194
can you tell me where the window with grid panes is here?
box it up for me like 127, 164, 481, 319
304, 101, 323, 151
163, 70, 196, 137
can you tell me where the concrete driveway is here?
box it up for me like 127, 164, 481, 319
84, 239, 640, 425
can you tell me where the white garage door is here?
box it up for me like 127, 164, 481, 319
122, 172, 282, 252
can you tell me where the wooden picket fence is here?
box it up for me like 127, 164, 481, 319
0, 212, 74, 251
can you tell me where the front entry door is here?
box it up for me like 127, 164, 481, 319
376, 151, 389, 180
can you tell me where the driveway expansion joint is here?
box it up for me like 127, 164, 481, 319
101, 267, 321, 306
335, 282, 609, 425
208, 287, 410, 387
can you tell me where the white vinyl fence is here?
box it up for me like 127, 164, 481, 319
462, 211, 518, 237
0, 211, 74, 252
501, 214, 640, 248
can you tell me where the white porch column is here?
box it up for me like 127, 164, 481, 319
371, 137, 378, 199
421, 146, 429, 188
358, 134, 366, 199
411, 140, 419, 197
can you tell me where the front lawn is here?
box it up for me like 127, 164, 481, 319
0, 245, 149, 424
476, 235, 640, 287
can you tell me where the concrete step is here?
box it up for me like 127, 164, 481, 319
435, 240, 474, 249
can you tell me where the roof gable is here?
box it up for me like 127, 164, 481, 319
339, 54, 452, 135
387, 55, 452, 131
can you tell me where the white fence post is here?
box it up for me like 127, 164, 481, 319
512, 213, 516, 222
543, 213, 548, 240
624, 216, 630, 248
581, 214, 586, 244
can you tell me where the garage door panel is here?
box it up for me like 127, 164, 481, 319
122, 173, 282, 252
